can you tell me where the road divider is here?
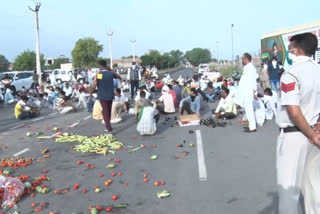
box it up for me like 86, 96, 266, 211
196, 130, 207, 181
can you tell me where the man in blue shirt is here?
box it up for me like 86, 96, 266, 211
90, 60, 121, 134
178, 88, 200, 117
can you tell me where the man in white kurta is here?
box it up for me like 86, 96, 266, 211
233, 53, 257, 131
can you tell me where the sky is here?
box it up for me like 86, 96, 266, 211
1, 0, 320, 62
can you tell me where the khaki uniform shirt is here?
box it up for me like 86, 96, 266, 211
276, 57, 320, 128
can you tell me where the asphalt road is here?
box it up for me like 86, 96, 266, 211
0, 68, 279, 214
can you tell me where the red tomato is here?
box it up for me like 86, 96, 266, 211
77, 160, 84, 165
106, 206, 113, 212
176, 155, 181, 159
154, 181, 160, 186
161, 181, 166, 186
112, 195, 118, 200
111, 172, 116, 177
96, 205, 103, 211
118, 172, 123, 176
124, 183, 128, 186
99, 173, 104, 177
82, 189, 88, 193
144, 178, 149, 183
42, 169, 48, 173
152, 144, 157, 148
31, 202, 36, 207
85, 163, 91, 168
144, 174, 148, 178
115, 159, 121, 163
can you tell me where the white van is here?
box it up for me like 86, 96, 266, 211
52, 69, 74, 84
0, 71, 33, 94
198, 64, 210, 74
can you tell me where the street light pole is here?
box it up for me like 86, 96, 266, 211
107, 32, 113, 69
130, 40, 136, 62
29, 1, 42, 86
231, 24, 234, 62
216, 41, 219, 64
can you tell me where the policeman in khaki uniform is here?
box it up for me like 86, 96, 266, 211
276, 33, 320, 214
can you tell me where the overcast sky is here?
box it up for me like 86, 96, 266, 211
1, 0, 319, 62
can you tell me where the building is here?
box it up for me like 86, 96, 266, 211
113, 58, 142, 69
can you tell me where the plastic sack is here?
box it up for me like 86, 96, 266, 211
0, 176, 24, 208
92, 100, 103, 120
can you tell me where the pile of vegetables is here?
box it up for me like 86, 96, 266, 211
56, 134, 124, 155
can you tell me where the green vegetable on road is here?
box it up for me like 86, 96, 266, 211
26, 132, 32, 137
115, 204, 128, 208
189, 143, 195, 148
91, 208, 98, 214
150, 155, 158, 160
106, 163, 116, 169
157, 190, 171, 198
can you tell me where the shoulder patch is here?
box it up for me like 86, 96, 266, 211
281, 82, 296, 93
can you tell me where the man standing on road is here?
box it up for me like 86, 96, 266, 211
234, 53, 257, 132
127, 62, 141, 99
268, 57, 280, 92
276, 32, 320, 214
91, 60, 122, 134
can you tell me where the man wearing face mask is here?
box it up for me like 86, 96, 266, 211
276, 32, 320, 214
259, 62, 271, 90
127, 62, 141, 99
233, 53, 257, 132
179, 88, 200, 117
268, 57, 280, 92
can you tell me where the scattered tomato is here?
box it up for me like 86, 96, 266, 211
144, 174, 148, 178
96, 205, 103, 211
111, 172, 116, 177
161, 181, 166, 186
73, 184, 80, 190
34, 207, 43, 212
152, 144, 157, 148
154, 181, 160, 186
143, 178, 149, 183
86, 163, 91, 168
98, 173, 104, 177
106, 206, 113, 212
82, 188, 88, 193
112, 195, 118, 200
118, 172, 123, 176
31, 202, 36, 207
114, 159, 121, 163
182, 152, 188, 156
77, 160, 84, 165
42, 169, 48, 173
176, 155, 181, 159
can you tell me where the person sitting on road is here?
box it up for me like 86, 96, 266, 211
63, 83, 73, 100
15, 95, 39, 120
4, 86, 16, 105
56, 91, 77, 114
179, 88, 200, 117
214, 87, 237, 120
167, 84, 178, 108
136, 91, 160, 135
111, 88, 128, 124
157, 85, 175, 114
77, 88, 88, 110
206, 82, 217, 102
262, 88, 277, 120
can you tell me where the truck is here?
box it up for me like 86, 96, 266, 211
261, 21, 320, 70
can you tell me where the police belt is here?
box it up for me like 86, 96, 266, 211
280, 124, 316, 133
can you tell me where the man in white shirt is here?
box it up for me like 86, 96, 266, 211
215, 87, 237, 119
63, 83, 73, 100
262, 88, 277, 120
127, 62, 141, 99
233, 53, 257, 132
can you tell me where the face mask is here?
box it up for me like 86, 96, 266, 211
279, 65, 283, 69
289, 53, 297, 63
272, 61, 277, 68
263, 65, 268, 70
132, 65, 136, 69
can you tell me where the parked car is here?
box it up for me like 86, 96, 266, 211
0, 71, 33, 94
52, 69, 74, 84
198, 64, 210, 74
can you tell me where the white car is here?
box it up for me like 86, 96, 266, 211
198, 64, 210, 74
0, 71, 34, 94
52, 69, 74, 84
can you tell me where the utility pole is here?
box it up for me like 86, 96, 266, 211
29, 1, 42, 86
130, 40, 136, 62
231, 24, 234, 62
107, 32, 114, 69
216, 41, 219, 64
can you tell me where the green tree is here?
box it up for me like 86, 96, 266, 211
71, 38, 103, 68
12, 50, 45, 71
0, 55, 10, 72
47, 58, 70, 70
185, 48, 212, 66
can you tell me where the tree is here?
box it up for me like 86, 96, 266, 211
0, 55, 10, 72
47, 58, 70, 70
185, 48, 212, 66
71, 38, 103, 68
12, 50, 45, 71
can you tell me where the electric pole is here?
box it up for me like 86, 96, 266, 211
231, 24, 234, 62
216, 41, 219, 64
130, 40, 136, 62
107, 32, 114, 69
29, 1, 42, 86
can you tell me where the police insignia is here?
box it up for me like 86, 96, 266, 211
281, 82, 296, 93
